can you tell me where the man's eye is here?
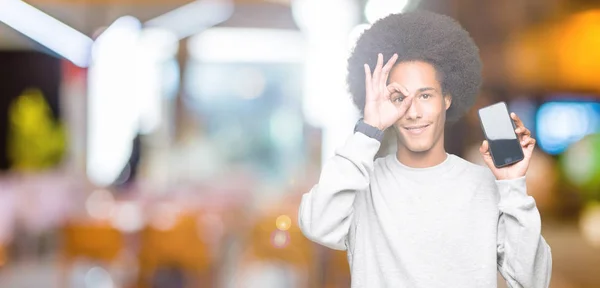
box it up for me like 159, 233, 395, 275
420, 94, 431, 99
393, 95, 405, 102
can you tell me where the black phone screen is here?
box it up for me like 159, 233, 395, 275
478, 102, 524, 168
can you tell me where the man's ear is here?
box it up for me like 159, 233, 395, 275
444, 94, 452, 110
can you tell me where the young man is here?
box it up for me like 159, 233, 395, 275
298, 11, 552, 287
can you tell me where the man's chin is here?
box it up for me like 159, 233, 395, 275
403, 143, 433, 153
407, 147, 432, 153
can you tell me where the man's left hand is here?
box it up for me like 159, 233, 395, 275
479, 112, 536, 180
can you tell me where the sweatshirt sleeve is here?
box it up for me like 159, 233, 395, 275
495, 176, 552, 288
298, 132, 381, 250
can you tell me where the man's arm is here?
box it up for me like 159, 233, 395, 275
496, 176, 552, 288
298, 131, 380, 250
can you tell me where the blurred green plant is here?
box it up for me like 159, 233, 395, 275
560, 133, 600, 202
7, 88, 67, 171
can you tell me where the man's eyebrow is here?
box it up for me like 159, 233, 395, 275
417, 87, 436, 93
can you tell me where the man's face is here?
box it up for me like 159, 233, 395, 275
387, 61, 451, 153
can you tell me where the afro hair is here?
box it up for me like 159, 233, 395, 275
347, 10, 482, 123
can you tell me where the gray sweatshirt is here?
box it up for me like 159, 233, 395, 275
298, 132, 552, 287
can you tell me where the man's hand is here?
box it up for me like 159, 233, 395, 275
363, 53, 413, 131
479, 112, 536, 180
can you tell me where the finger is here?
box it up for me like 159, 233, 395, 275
381, 54, 398, 88
479, 140, 495, 168
523, 137, 536, 149
396, 94, 414, 115
514, 127, 531, 142
479, 140, 489, 154
364, 64, 373, 100
386, 82, 403, 100
524, 138, 536, 158
520, 134, 529, 146
399, 84, 410, 97
372, 53, 383, 91
514, 127, 532, 136
511, 112, 525, 129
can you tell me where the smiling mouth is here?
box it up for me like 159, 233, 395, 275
403, 124, 430, 134
404, 124, 430, 130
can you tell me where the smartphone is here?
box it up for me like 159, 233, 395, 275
478, 101, 524, 168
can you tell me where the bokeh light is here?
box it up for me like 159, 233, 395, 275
271, 230, 290, 249
85, 189, 116, 220
579, 202, 600, 248
149, 202, 181, 231
84, 266, 114, 288
561, 133, 600, 200
275, 215, 292, 231
110, 201, 144, 233
536, 101, 600, 155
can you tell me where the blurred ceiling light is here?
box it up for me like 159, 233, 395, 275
134, 28, 178, 135
291, 0, 361, 163
87, 16, 142, 187
365, 0, 410, 24
137, 28, 179, 62
188, 27, 305, 63
0, 0, 93, 67
292, 0, 359, 33
145, 0, 234, 40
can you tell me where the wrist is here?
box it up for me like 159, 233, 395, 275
355, 118, 385, 142
493, 171, 526, 181
363, 119, 385, 131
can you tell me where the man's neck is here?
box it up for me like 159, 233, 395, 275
395, 141, 448, 169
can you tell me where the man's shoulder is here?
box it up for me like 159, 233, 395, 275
451, 155, 496, 185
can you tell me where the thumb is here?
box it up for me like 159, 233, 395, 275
479, 140, 495, 167
478, 140, 488, 154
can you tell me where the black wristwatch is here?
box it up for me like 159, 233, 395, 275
354, 118, 385, 142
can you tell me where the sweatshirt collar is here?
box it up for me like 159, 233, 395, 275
386, 152, 457, 179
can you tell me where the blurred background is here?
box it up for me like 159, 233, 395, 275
0, 0, 599, 287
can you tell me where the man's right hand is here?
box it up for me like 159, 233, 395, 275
363, 53, 413, 131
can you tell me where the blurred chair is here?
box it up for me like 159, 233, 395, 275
60, 220, 125, 287
235, 208, 318, 288
137, 210, 214, 288
62, 221, 124, 262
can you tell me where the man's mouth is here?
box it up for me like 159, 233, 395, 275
403, 124, 431, 135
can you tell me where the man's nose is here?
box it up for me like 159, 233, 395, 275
405, 97, 421, 119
